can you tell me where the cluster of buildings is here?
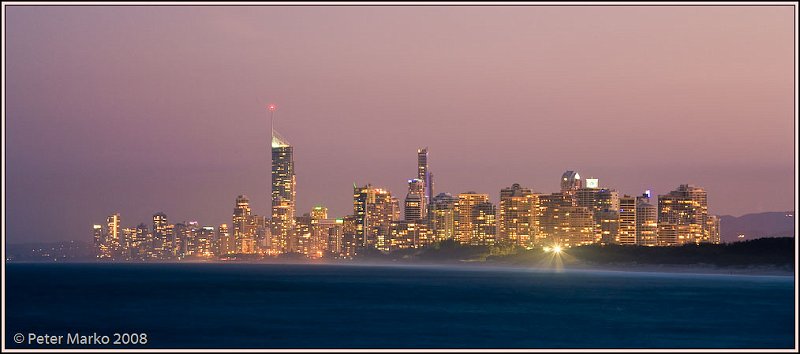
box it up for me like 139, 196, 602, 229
93, 110, 721, 261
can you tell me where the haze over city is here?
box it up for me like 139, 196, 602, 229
4, 5, 795, 244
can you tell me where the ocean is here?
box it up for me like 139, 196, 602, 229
4, 263, 795, 349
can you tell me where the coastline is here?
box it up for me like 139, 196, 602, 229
7, 258, 794, 277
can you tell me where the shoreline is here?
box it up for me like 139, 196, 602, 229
7, 258, 794, 277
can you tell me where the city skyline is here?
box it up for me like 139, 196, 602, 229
90, 132, 724, 261
5, 5, 795, 244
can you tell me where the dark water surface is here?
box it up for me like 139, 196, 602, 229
5, 263, 795, 349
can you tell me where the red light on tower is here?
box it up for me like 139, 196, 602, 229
268, 104, 277, 112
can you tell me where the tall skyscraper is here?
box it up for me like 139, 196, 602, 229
106, 213, 121, 258
93, 224, 109, 259
456, 192, 490, 245
538, 193, 570, 247
471, 201, 497, 246
658, 184, 710, 245
560, 170, 583, 196
173, 222, 187, 258
429, 192, 458, 242
134, 223, 151, 260
597, 209, 620, 244
417, 147, 433, 208
196, 226, 216, 257
499, 183, 534, 248
339, 215, 359, 259
295, 214, 313, 257
706, 214, 721, 244
310, 208, 337, 259
636, 193, 658, 246
217, 223, 232, 256
404, 179, 426, 221
152, 212, 170, 259
596, 188, 620, 211
618, 195, 637, 245
233, 195, 258, 254
353, 184, 398, 250
539, 193, 597, 248
271, 106, 296, 254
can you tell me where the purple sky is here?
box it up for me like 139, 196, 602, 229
4, 5, 795, 243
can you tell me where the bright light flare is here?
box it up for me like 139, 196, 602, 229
268, 104, 277, 112
544, 245, 563, 254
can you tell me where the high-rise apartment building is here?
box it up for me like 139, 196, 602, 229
499, 183, 534, 247
93, 224, 109, 259
196, 226, 216, 257
272, 125, 296, 254
471, 201, 497, 246
417, 147, 433, 209
706, 214, 721, 244
152, 212, 171, 259
354, 184, 399, 250
217, 223, 232, 256
539, 193, 596, 247
233, 195, 260, 254
456, 192, 490, 245
658, 184, 709, 245
538, 193, 571, 246
295, 214, 313, 256
429, 192, 458, 242
339, 215, 359, 259
404, 179, 426, 221
106, 213, 121, 258
636, 193, 658, 246
134, 223, 151, 260
597, 209, 619, 244
388, 221, 431, 251
560, 170, 583, 196
618, 195, 637, 245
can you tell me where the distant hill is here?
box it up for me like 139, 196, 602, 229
719, 211, 795, 243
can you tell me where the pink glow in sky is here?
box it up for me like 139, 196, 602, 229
4, 5, 795, 242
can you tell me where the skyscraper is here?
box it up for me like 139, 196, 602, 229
471, 201, 497, 246
271, 107, 296, 254
134, 223, 150, 260
499, 183, 534, 248
404, 179, 426, 221
618, 195, 637, 245
217, 223, 232, 256
152, 212, 170, 259
429, 192, 458, 242
233, 195, 258, 254
597, 209, 620, 244
106, 213, 121, 258
706, 214, 721, 244
636, 193, 658, 246
538, 193, 570, 247
658, 184, 710, 245
560, 170, 583, 196
295, 214, 313, 257
354, 184, 398, 251
92, 224, 109, 259
456, 192, 490, 245
196, 226, 216, 257
388, 220, 431, 251
417, 147, 433, 208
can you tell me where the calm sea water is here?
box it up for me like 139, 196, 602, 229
5, 263, 795, 349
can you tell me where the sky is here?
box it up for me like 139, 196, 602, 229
4, 5, 796, 243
